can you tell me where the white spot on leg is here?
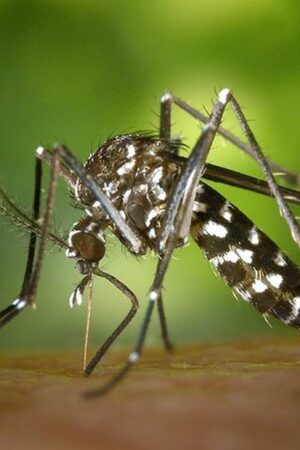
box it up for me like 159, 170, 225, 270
218, 88, 231, 104
36, 146, 45, 156
203, 221, 228, 238
12, 298, 27, 310
252, 279, 268, 293
266, 273, 283, 288
129, 351, 139, 363
149, 291, 159, 301
161, 92, 173, 103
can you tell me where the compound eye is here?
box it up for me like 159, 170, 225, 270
71, 231, 105, 262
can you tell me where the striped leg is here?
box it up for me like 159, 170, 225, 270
160, 90, 300, 251
84, 89, 231, 396
0, 145, 145, 329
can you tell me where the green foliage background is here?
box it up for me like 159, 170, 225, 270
1, 0, 300, 352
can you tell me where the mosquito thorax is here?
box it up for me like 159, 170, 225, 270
66, 216, 106, 266
75, 134, 181, 252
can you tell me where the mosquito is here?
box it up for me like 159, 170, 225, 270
2, 88, 300, 398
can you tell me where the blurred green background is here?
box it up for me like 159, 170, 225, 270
1, 0, 300, 355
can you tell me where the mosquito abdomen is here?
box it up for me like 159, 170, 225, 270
190, 182, 300, 328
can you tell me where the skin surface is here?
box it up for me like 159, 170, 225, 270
1, 339, 300, 450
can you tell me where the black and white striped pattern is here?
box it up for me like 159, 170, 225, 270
190, 182, 300, 328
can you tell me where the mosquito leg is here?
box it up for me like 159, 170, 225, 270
55, 145, 145, 256
203, 163, 300, 205
228, 93, 300, 248
37, 145, 146, 256
0, 158, 43, 327
83, 91, 237, 393
156, 294, 173, 352
83, 268, 139, 377
166, 93, 300, 186
83, 273, 93, 371
23, 147, 61, 304
151, 94, 178, 353
157, 90, 229, 253
161, 91, 300, 250
83, 227, 178, 398
160, 93, 172, 141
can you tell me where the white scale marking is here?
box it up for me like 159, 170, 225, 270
65, 248, 77, 258
68, 229, 81, 246
135, 183, 148, 195
203, 220, 228, 238
117, 160, 135, 176
219, 202, 233, 222
235, 287, 251, 302
127, 144, 136, 158
145, 208, 157, 227
148, 228, 156, 239
292, 297, 300, 316
284, 296, 300, 324
193, 201, 207, 213
151, 167, 163, 183
103, 181, 118, 195
224, 250, 239, 263
274, 252, 287, 267
69, 288, 83, 308
252, 279, 268, 293
266, 273, 283, 288
248, 227, 260, 245
210, 250, 239, 267
236, 248, 254, 264
123, 189, 131, 203
197, 184, 205, 194
12, 298, 27, 310
151, 185, 167, 201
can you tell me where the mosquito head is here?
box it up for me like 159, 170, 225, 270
66, 217, 106, 273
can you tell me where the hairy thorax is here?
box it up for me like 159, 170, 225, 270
75, 134, 181, 251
